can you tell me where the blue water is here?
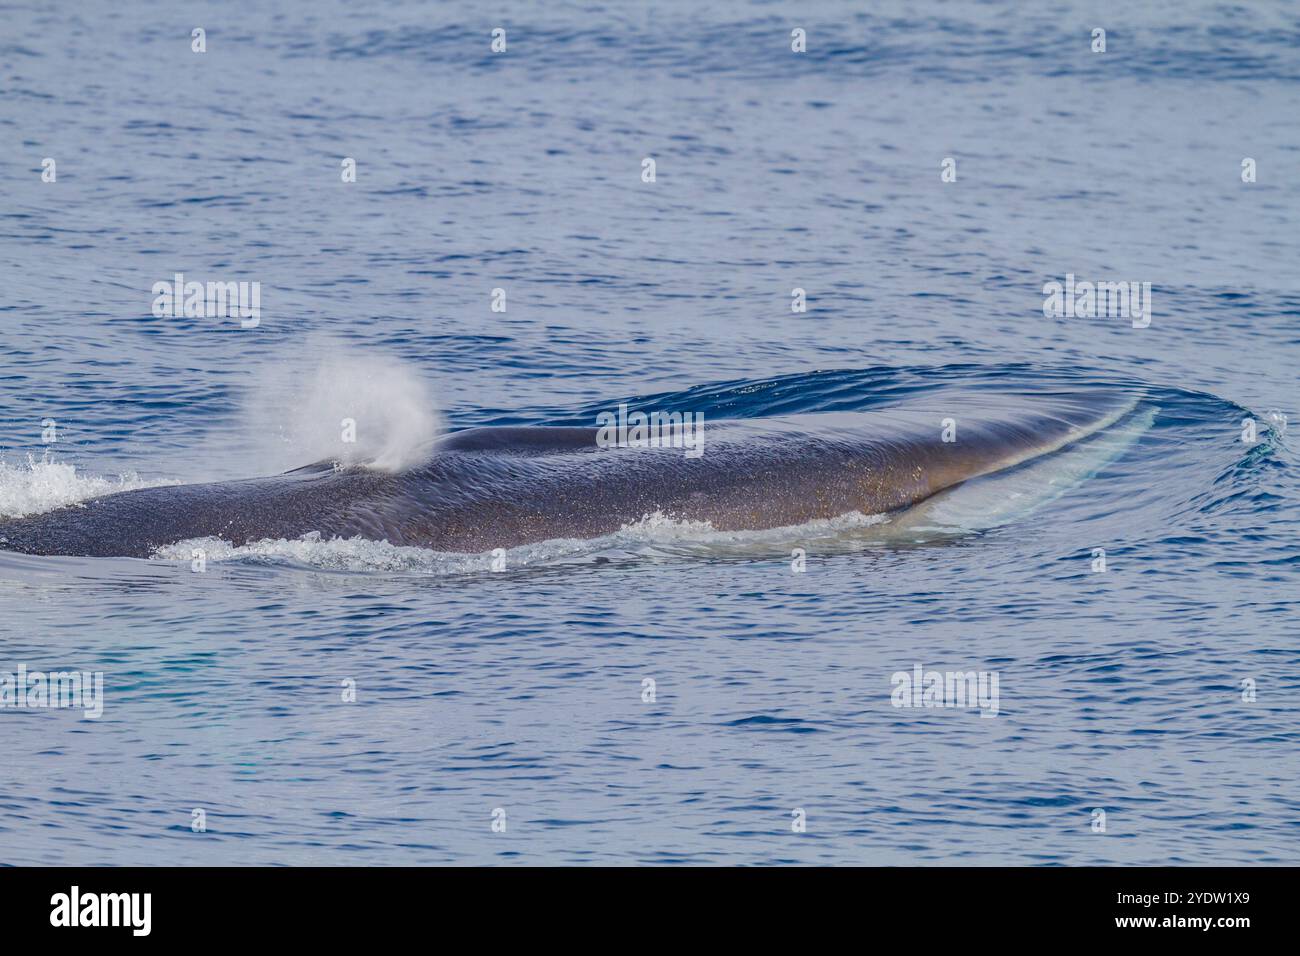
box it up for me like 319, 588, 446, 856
2, 0, 1298, 864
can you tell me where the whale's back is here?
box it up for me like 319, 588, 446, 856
0, 391, 1136, 558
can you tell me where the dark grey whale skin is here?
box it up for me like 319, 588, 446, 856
0, 392, 1132, 558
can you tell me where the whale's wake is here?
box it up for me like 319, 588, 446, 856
150, 509, 894, 574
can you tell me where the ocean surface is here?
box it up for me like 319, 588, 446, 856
1, 0, 1298, 865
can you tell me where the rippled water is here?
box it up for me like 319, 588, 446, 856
1, 0, 1298, 865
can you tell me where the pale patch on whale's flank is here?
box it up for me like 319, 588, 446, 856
240, 336, 444, 474
887, 404, 1157, 538
0, 454, 177, 518
614, 509, 888, 544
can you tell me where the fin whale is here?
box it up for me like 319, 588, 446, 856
0, 391, 1136, 559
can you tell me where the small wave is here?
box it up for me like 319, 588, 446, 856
152, 510, 891, 574
0, 454, 176, 518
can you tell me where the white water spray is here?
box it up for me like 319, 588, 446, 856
242, 338, 443, 474
0, 454, 172, 518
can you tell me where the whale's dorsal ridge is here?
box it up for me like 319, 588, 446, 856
435, 426, 601, 455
